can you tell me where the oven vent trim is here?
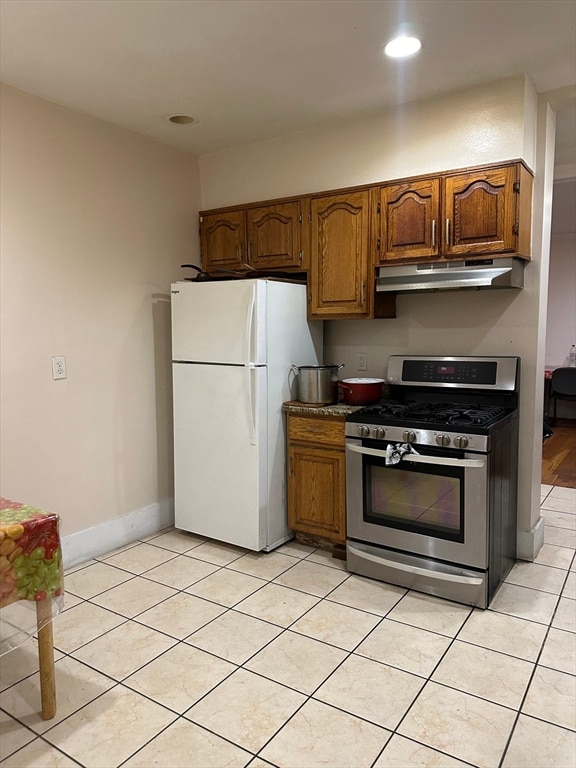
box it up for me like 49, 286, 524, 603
376, 257, 525, 292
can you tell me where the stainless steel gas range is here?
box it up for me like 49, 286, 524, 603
345, 355, 519, 608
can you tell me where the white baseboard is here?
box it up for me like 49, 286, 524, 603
516, 515, 545, 561
61, 498, 174, 569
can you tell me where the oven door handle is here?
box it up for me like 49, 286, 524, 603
402, 454, 486, 468
346, 443, 485, 468
347, 542, 484, 586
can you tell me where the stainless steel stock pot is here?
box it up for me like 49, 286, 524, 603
290, 364, 344, 405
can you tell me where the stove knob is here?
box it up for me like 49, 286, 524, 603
402, 430, 417, 443
436, 434, 451, 447
358, 425, 370, 437
372, 426, 385, 439
453, 435, 469, 449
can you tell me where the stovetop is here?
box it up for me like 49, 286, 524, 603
345, 356, 519, 448
345, 399, 518, 450
347, 401, 511, 430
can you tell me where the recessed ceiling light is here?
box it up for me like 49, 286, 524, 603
384, 36, 422, 58
168, 114, 198, 125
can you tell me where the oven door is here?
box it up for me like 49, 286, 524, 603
346, 437, 488, 569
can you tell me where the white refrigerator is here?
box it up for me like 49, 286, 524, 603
171, 278, 322, 551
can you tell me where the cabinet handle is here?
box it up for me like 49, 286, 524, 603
247, 239, 251, 262
361, 281, 366, 305
431, 219, 436, 248
289, 456, 293, 475
445, 218, 450, 246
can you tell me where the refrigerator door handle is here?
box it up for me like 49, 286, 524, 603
244, 285, 257, 445
247, 363, 257, 445
245, 284, 256, 366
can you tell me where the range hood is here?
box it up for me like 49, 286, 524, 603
376, 258, 525, 293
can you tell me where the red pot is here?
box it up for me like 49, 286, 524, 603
338, 378, 385, 405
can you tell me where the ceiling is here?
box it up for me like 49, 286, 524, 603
1, 0, 574, 163
1, 0, 575, 236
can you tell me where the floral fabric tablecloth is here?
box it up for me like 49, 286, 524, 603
0, 497, 63, 654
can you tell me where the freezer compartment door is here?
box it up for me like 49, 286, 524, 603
173, 362, 268, 550
171, 280, 266, 365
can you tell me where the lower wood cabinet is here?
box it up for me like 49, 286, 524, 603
286, 413, 346, 544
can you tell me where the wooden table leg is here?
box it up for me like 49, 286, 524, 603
36, 599, 56, 720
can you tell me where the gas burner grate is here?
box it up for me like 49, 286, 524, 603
447, 406, 508, 426
352, 401, 510, 429
360, 402, 408, 417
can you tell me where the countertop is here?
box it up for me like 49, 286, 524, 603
282, 401, 362, 417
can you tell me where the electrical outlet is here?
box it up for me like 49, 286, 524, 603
52, 356, 67, 380
357, 352, 367, 371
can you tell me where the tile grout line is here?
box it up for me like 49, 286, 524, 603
367, 603, 475, 765
80, 538, 575, 764
496, 576, 575, 768
3, 505, 575, 768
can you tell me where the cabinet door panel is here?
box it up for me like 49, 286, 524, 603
288, 443, 345, 542
200, 210, 246, 270
444, 167, 517, 256
380, 179, 440, 262
247, 201, 302, 270
310, 191, 370, 318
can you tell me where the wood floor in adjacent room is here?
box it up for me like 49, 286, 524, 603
542, 418, 576, 487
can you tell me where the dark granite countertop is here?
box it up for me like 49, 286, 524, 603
282, 401, 362, 417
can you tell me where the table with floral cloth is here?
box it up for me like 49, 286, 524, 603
0, 497, 64, 719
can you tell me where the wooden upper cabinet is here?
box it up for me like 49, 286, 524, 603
378, 179, 440, 262
377, 163, 532, 264
444, 166, 520, 257
309, 190, 372, 319
198, 161, 532, 285
246, 201, 304, 270
200, 210, 246, 271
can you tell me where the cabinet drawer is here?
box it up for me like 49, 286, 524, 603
287, 415, 345, 446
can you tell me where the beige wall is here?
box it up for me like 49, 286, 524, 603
199, 76, 549, 555
546, 232, 576, 368
545, 231, 576, 418
0, 75, 554, 557
0, 85, 202, 538
200, 77, 530, 207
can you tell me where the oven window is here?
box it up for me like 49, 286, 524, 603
364, 459, 464, 542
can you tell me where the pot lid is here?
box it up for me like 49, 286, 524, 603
341, 378, 385, 384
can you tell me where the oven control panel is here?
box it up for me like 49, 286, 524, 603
345, 423, 490, 452
416, 361, 497, 384
387, 356, 518, 391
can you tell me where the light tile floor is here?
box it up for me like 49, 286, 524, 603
1, 485, 574, 768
